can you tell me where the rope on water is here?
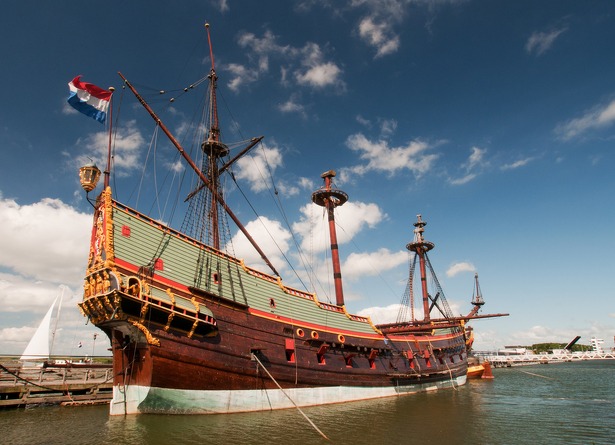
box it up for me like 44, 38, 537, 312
516, 369, 555, 380
251, 353, 329, 441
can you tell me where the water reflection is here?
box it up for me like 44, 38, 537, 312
2, 362, 614, 445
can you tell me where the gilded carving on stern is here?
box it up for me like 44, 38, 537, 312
130, 320, 161, 346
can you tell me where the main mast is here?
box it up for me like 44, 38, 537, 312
202, 22, 227, 250
117, 23, 279, 276
312, 170, 348, 306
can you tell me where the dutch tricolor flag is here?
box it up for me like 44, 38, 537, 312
67, 76, 112, 124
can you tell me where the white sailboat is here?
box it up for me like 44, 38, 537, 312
20, 289, 64, 363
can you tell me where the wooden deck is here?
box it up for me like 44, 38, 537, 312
0, 360, 113, 408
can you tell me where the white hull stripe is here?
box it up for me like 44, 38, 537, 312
110, 376, 467, 415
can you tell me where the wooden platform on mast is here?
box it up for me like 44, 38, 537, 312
0, 360, 113, 409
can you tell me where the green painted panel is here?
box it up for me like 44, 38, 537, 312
111, 203, 377, 335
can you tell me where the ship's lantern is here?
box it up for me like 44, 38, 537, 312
79, 163, 101, 192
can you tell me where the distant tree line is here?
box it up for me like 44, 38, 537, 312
531, 343, 592, 353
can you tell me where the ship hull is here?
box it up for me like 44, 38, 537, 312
111, 375, 466, 415
103, 306, 468, 415
80, 192, 469, 415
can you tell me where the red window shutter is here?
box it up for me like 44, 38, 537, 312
154, 258, 164, 271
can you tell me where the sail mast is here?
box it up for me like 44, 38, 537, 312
466, 273, 485, 317
406, 215, 435, 322
103, 87, 116, 188
312, 170, 348, 306
203, 22, 224, 250
117, 72, 279, 277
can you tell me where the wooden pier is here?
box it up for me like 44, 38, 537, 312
474, 351, 615, 368
0, 360, 113, 409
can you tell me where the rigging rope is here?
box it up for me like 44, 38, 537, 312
424, 253, 456, 320
250, 353, 329, 441
110, 85, 126, 195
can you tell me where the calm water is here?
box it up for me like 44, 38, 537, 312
2, 361, 614, 445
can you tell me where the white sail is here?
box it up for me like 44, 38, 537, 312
50, 286, 65, 356
20, 295, 59, 362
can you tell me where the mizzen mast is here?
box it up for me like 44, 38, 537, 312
466, 273, 485, 318
406, 215, 435, 322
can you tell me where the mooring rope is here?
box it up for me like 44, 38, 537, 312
251, 353, 329, 441
516, 369, 555, 380
0, 363, 113, 393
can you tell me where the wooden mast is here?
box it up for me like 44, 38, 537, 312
117, 23, 280, 277
103, 87, 116, 188
406, 215, 435, 322
466, 273, 485, 317
117, 80, 279, 276
312, 170, 348, 306
203, 22, 224, 251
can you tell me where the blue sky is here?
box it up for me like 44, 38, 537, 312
1, 0, 614, 356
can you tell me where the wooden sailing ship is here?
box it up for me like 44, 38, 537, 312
76, 24, 506, 415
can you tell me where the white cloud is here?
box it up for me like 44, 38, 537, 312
341, 133, 439, 181
228, 32, 278, 91
167, 158, 185, 174
276, 175, 315, 197
348, 0, 408, 57
0, 197, 106, 355
227, 216, 292, 273
342, 248, 407, 279
448, 173, 476, 186
296, 62, 342, 88
449, 146, 487, 185
501, 157, 534, 170
237, 30, 293, 75
446, 261, 476, 277
72, 120, 144, 175
358, 17, 400, 58
0, 290, 107, 356
0, 273, 63, 313
298, 177, 315, 191
525, 27, 567, 56
0, 197, 91, 285
379, 118, 397, 137
356, 115, 371, 127
229, 30, 345, 92
226, 63, 260, 92
555, 99, 615, 140
212, 0, 229, 13
293, 200, 384, 254
506, 323, 614, 348
235, 143, 284, 192
357, 303, 403, 325
278, 95, 307, 118
466, 146, 485, 169
357, 292, 468, 327
294, 42, 344, 89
